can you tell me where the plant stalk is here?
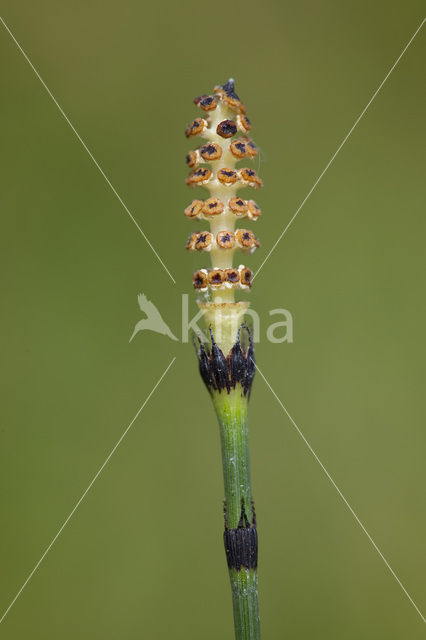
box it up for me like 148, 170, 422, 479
185, 79, 262, 639
212, 387, 260, 640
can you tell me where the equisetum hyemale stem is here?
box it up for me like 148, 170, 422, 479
184, 80, 262, 639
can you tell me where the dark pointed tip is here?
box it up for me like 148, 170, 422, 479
191, 331, 201, 353
251, 500, 257, 528
209, 333, 230, 394
220, 78, 240, 101
223, 500, 229, 530
194, 336, 214, 391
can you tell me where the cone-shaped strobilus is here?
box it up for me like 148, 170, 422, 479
185, 80, 262, 640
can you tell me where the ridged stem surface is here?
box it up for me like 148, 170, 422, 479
229, 568, 260, 640
212, 387, 260, 640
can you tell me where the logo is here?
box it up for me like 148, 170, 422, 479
129, 294, 178, 342
130, 293, 293, 344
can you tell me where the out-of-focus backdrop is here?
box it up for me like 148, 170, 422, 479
1, 1, 425, 638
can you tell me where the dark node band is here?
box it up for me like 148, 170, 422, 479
223, 500, 258, 570
224, 527, 258, 571
193, 325, 255, 396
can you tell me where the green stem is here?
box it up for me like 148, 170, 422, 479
229, 569, 260, 640
212, 387, 260, 640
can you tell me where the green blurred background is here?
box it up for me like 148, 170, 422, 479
1, 1, 425, 637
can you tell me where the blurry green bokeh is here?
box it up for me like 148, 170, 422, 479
1, 1, 425, 638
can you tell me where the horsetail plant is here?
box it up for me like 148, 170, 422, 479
185, 80, 262, 640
